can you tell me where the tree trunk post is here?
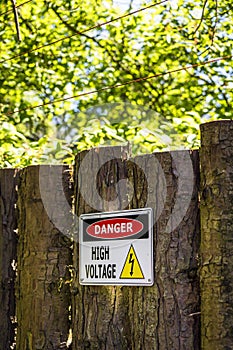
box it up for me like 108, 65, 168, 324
72, 146, 131, 350
72, 146, 200, 349
200, 120, 233, 349
16, 165, 72, 350
0, 169, 18, 350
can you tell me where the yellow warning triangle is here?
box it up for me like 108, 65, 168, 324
120, 245, 144, 279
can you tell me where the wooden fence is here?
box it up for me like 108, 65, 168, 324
0, 120, 233, 350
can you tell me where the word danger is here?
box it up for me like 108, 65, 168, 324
86, 218, 143, 239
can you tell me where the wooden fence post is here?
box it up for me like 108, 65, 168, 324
200, 120, 233, 349
72, 147, 200, 349
0, 169, 18, 350
16, 165, 72, 350
72, 146, 131, 349
126, 151, 200, 350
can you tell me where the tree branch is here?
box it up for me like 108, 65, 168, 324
193, 0, 208, 36
51, 5, 142, 84
11, 0, 21, 41
195, 0, 219, 56
210, 0, 218, 47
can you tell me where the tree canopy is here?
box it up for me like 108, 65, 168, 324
0, 0, 232, 167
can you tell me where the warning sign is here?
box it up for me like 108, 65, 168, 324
79, 208, 153, 286
120, 245, 144, 279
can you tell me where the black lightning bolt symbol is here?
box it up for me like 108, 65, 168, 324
129, 253, 134, 276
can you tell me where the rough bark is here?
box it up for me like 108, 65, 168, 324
16, 165, 72, 350
72, 147, 200, 349
0, 169, 18, 350
126, 150, 200, 350
72, 146, 131, 350
200, 120, 233, 349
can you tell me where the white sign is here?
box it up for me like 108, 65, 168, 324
79, 208, 153, 286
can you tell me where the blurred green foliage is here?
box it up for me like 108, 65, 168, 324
0, 0, 232, 167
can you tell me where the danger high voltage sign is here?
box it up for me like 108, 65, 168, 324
79, 208, 154, 286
